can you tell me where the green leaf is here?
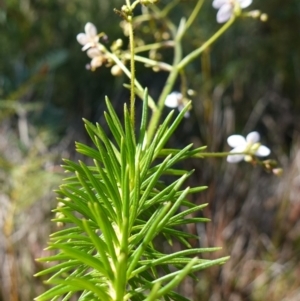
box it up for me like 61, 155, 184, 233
78, 161, 118, 220
138, 154, 172, 210
124, 104, 136, 173
34, 260, 80, 277
89, 202, 119, 262
127, 202, 172, 278
105, 96, 125, 139
49, 277, 111, 300
49, 244, 109, 277
82, 219, 114, 280
94, 158, 122, 222
35, 284, 76, 301
154, 102, 191, 155
138, 89, 149, 149
129, 146, 141, 229
148, 257, 198, 300
75, 142, 103, 162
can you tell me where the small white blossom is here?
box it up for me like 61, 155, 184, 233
77, 22, 99, 51
87, 48, 105, 70
165, 92, 182, 108
212, 0, 252, 23
227, 131, 270, 163
165, 92, 190, 117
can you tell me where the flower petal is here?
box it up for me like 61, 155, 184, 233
227, 154, 245, 163
85, 22, 97, 38
227, 146, 246, 163
165, 92, 182, 108
246, 131, 260, 144
77, 33, 89, 46
227, 155, 245, 163
82, 43, 93, 51
227, 135, 246, 148
87, 48, 101, 58
90, 57, 103, 69
238, 0, 252, 9
255, 145, 270, 157
212, 0, 229, 9
216, 4, 233, 23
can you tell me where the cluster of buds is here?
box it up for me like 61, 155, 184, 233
55, 201, 67, 228
77, 22, 123, 76
246, 9, 268, 22
262, 160, 283, 176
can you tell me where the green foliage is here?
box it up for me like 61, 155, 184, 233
35, 93, 228, 300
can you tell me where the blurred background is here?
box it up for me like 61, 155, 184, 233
0, 0, 300, 300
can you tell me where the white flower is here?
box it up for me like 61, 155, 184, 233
87, 48, 105, 70
165, 92, 190, 117
165, 92, 182, 108
212, 0, 252, 23
77, 22, 99, 51
227, 131, 270, 163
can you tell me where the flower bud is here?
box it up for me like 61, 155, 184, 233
121, 5, 130, 15
272, 168, 283, 176
260, 14, 268, 22
111, 65, 123, 76
248, 10, 261, 19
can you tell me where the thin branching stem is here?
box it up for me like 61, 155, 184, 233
123, 54, 172, 71
147, 15, 236, 142
133, 41, 175, 54
182, 0, 205, 36
146, 24, 182, 142
178, 16, 235, 69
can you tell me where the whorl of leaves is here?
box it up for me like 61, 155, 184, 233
35, 91, 228, 301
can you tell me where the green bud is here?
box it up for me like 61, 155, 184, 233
121, 5, 130, 14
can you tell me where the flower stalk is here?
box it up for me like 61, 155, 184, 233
122, 0, 137, 126
147, 15, 236, 142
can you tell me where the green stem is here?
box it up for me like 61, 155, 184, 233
128, 16, 136, 126
158, 149, 255, 158
192, 152, 247, 158
106, 52, 157, 110
147, 31, 182, 142
177, 16, 235, 70
133, 41, 175, 54
123, 54, 172, 71
160, 0, 181, 17
180, 0, 204, 38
